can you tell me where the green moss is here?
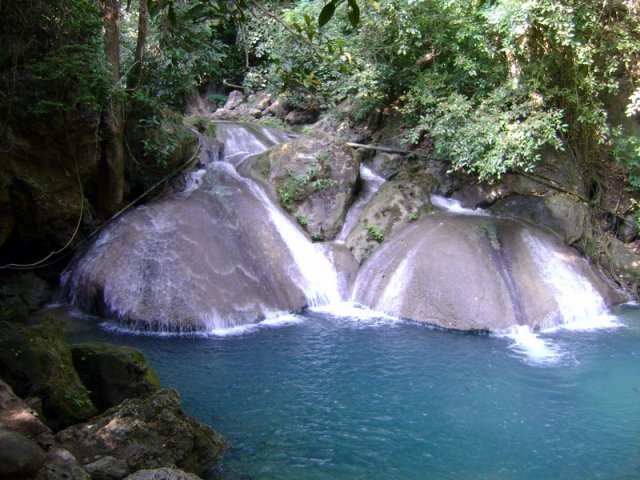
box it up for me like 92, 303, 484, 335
0, 320, 97, 431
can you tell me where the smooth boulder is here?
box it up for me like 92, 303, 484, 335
0, 428, 47, 478
353, 214, 620, 331
64, 162, 309, 331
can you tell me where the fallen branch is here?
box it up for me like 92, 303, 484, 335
345, 142, 430, 158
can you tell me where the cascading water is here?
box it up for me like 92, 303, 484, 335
64, 122, 340, 331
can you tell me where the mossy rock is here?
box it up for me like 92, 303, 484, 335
241, 136, 359, 240
56, 389, 227, 475
0, 320, 96, 431
0, 272, 49, 322
71, 343, 160, 412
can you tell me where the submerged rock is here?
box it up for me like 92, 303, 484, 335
353, 214, 622, 331
0, 320, 97, 430
55, 389, 226, 475
71, 343, 160, 412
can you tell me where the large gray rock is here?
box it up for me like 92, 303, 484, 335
490, 193, 591, 245
54, 389, 226, 475
84, 456, 129, 480
71, 343, 160, 412
345, 179, 434, 263
64, 162, 309, 331
0, 272, 50, 322
125, 468, 201, 480
37, 447, 91, 480
0, 378, 52, 444
0, 427, 47, 478
241, 135, 359, 241
353, 214, 622, 331
0, 320, 97, 431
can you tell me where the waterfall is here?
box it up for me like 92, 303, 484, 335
64, 122, 340, 331
215, 124, 341, 306
522, 231, 619, 331
337, 165, 386, 242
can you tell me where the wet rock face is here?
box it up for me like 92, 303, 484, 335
64, 163, 309, 332
55, 389, 226, 475
242, 136, 360, 241
0, 320, 97, 431
353, 214, 620, 331
71, 343, 161, 412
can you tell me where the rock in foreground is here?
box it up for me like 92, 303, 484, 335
55, 389, 226, 475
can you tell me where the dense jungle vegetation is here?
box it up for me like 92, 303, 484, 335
1, 0, 639, 253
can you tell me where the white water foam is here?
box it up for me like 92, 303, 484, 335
100, 312, 306, 338
430, 194, 489, 216
311, 302, 402, 327
523, 231, 620, 332
247, 182, 342, 306
495, 325, 564, 365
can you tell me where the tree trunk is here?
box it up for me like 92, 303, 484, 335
127, 0, 149, 91
98, 0, 125, 217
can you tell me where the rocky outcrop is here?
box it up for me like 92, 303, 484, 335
0, 427, 47, 478
85, 456, 130, 480
344, 179, 434, 263
490, 194, 591, 246
0, 320, 96, 431
0, 271, 50, 322
37, 447, 91, 480
55, 389, 226, 475
0, 378, 52, 445
125, 468, 201, 480
242, 136, 360, 240
71, 343, 160, 412
353, 214, 623, 331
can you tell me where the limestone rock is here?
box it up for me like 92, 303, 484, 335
223, 90, 245, 110
71, 343, 160, 412
353, 214, 621, 331
345, 179, 433, 263
0, 378, 52, 444
242, 136, 359, 240
55, 389, 226, 475
0, 320, 97, 431
0, 427, 46, 478
284, 109, 318, 125
490, 194, 590, 245
84, 456, 129, 480
37, 447, 91, 480
125, 468, 201, 480
64, 161, 308, 331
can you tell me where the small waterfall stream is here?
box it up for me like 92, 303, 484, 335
337, 165, 386, 242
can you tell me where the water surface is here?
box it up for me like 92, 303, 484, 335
67, 305, 640, 480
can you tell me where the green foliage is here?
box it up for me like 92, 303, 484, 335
365, 224, 384, 242
0, 0, 112, 116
